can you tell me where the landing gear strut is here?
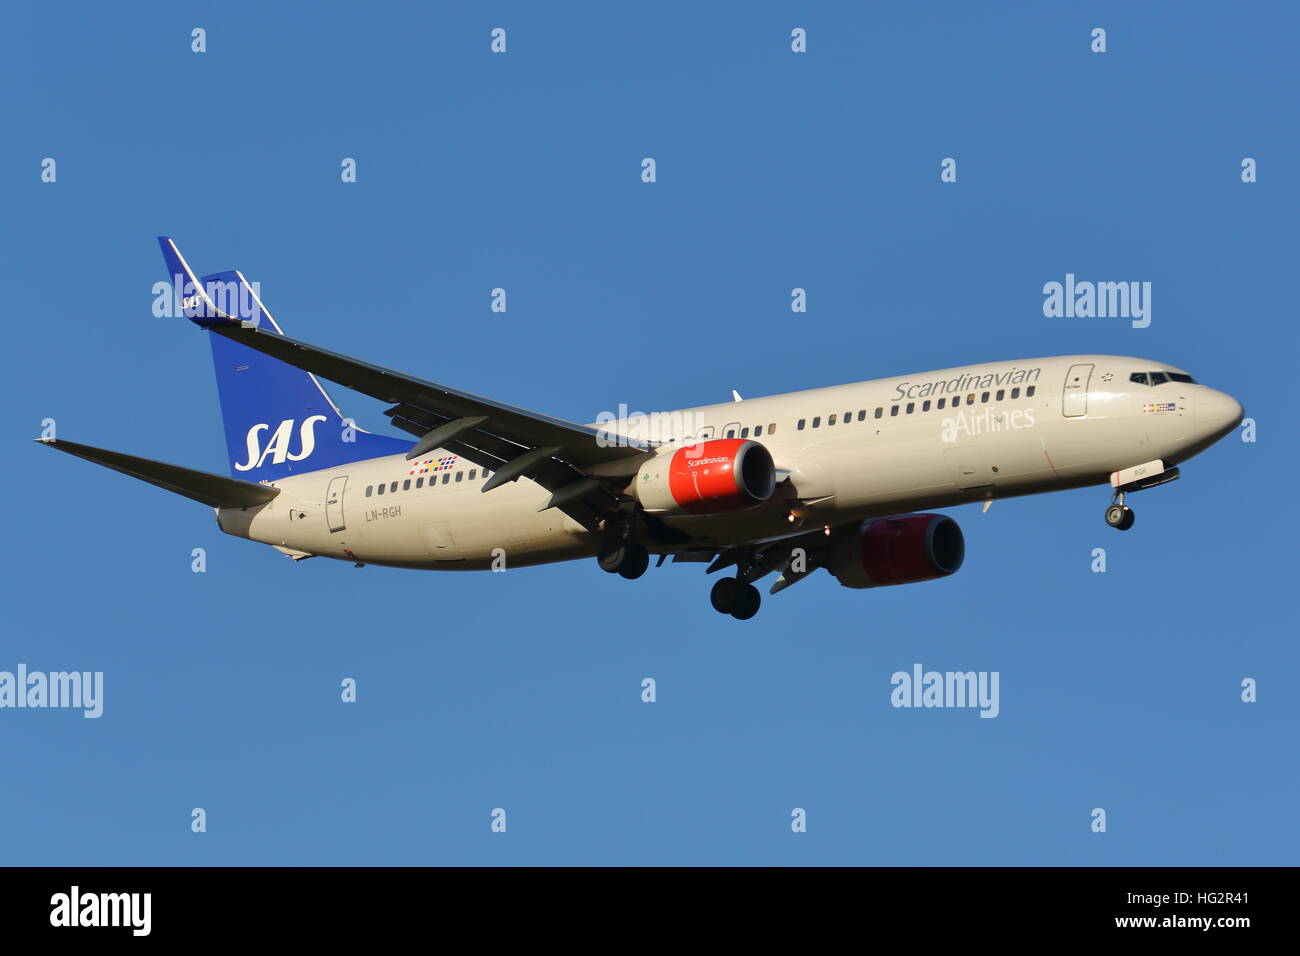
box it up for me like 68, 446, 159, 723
597, 538, 649, 579
710, 575, 761, 620
1105, 492, 1135, 531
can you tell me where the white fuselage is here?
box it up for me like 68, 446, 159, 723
215, 355, 1242, 570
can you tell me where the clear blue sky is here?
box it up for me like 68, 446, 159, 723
5, 0, 1296, 864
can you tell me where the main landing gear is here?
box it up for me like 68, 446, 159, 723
597, 538, 649, 579
710, 576, 761, 620
1105, 492, 1135, 531
596, 534, 764, 620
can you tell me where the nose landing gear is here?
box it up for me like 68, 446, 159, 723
1103, 462, 1181, 530
1105, 493, 1135, 530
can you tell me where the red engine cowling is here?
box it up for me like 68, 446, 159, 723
828, 513, 965, 589
634, 438, 776, 516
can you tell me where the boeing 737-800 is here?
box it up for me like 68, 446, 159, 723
39, 238, 1245, 619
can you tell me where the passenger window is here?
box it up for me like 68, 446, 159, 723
937, 398, 946, 410
1011, 387, 1020, 399
768, 423, 776, 434
390, 482, 398, 493
812, 416, 821, 428
442, 473, 450, 484
981, 392, 990, 403
858, 410, 866, 421
890, 405, 899, 417
469, 469, 476, 480
875, 407, 883, 419
797, 418, 806, 430
725, 429, 736, 438
828, 414, 837, 426
376, 484, 385, 496
922, 400, 931, 412
754, 425, 763, 436
967, 394, 976, 405
365, 486, 373, 497
1026, 385, 1036, 397
844, 411, 852, 423
416, 477, 423, 488
403, 479, 411, 491
740, 427, 749, 438
455, 472, 463, 482
906, 403, 915, 414
996, 389, 1004, 401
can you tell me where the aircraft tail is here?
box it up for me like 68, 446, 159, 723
158, 238, 412, 481
36, 439, 280, 510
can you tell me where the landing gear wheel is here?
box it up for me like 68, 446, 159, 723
710, 576, 740, 614
1105, 504, 1135, 530
599, 539, 649, 577
617, 543, 649, 580
729, 583, 761, 620
597, 538, 627, 573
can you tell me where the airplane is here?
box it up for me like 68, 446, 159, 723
38, 238, 1245, 620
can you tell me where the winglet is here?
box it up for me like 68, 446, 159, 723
157, 236, 241, 328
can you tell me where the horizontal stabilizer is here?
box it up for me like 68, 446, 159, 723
36, 439, 280, 509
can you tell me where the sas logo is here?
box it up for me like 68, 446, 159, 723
235, 415, 327, 471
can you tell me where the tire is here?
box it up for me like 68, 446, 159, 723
1105, 504, 1126, 528
597, 538, 626, 573
1117, 508, 1135, 531
618, 543, 649, 579
730, 583, 761, 620
711, 577, 740, 614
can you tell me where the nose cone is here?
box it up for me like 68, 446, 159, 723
1197, 389, 1244, 441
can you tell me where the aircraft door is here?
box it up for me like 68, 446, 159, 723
325, 476, 347, 532
1062, 363, 1094, 418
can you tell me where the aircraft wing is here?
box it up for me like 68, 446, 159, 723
211, 322, 644, 467
159, 238, 652, 529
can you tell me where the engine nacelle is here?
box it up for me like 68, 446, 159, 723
634, 439, 776, 516
828, 513, 964, 589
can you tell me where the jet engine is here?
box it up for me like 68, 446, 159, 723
827, 513, 964, 589
634, 438, 776, 516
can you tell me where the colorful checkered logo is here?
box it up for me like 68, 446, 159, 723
408, 455, 457, 476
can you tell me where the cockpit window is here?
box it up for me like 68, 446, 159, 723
1131, 370, 1197, 386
